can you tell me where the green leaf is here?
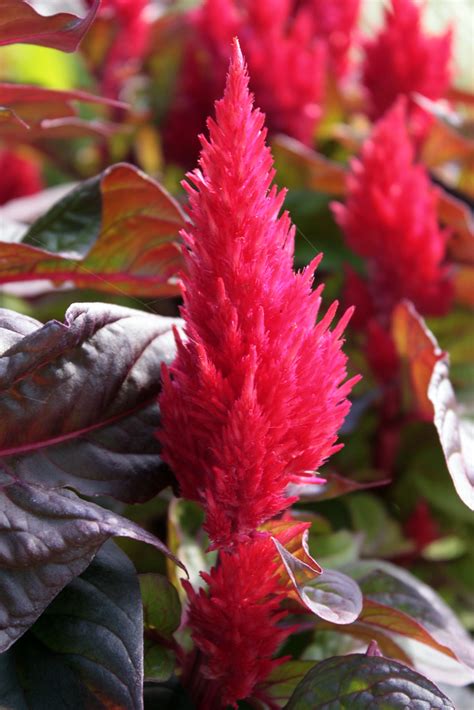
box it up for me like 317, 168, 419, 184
264, 661, 315, 704
0, 541, 144, 709
140, 574, 182, 683
167, 499, 216, 602
310, 529, 362, 569
347, 493, 413, 557
140, 574, 181, 640
143, 639, 175, 684
285, 654, 454, 709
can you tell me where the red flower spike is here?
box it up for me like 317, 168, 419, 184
163, 0, 326, 166
302, 0, 361, 77
90, 0, 151, 98
362, 0, 452, 139
0, 149, 42, 206
332, 99, 453, 322
159, 42, 357, 548
183, 535, 292, 709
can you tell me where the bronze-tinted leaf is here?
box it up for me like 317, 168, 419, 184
0, 0, 99, 52
0, 163, 183, 296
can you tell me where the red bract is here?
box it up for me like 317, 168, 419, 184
159, 42, 356, 548
333, 99, 453, 322
362, 0, 452, 139
183, 534, 291, 708
91, 0, 151, 98
163, 0, 325, 166
405, 500, 440, 553
301, 0, 361, 77
0, 149, 42, 205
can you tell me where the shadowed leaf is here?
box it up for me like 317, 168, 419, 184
285, 654, 454, 709
0, 541, 144, 709
0, 478, 183, 653
140, 574, 181, 682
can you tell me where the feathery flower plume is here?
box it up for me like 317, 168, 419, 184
88, 0, 151, 98
0, 149, 42, 205
362, 0, 452, 139
332, 99, 453, 322
163, 0, 325, 166
183, 534, 292, 708
301, 0, 361, 77
159, 41, 356, 548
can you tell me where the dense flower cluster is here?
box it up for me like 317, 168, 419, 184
0, 149, 42, 205
362, 0, 452, 139
159, 43, 356, 706
333, 99, 453, 324
91, 0, 151, 98
163, 0, 326, 165
183, 535, 291, 708
300, 0, 361, 77
160, 44, 355, 548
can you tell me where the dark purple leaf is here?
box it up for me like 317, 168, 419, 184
285, 654, 454, 709
0, 477, 183, 653
0, 541, 144, 708
0, 303, 182, 502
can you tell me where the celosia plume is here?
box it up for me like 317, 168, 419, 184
300, 0, 361, 77
183, 534, 292, 708
89, 0, 151, 98
362, 0, 452, 139
159, 42, 356, 548
163, 0, 325, 166
0, 149, 42, 205
333, 99, 453, 322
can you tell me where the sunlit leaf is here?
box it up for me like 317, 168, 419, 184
273, 537, 362, 625
0, 82, 126, 138
428, 358, 474, 511
287, 470, 390, 503
437, 186, 474, 265
392, 300, 446, 418
0, 0, 100, 52
0, 303, 182, 502
0, 163, 184, 296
